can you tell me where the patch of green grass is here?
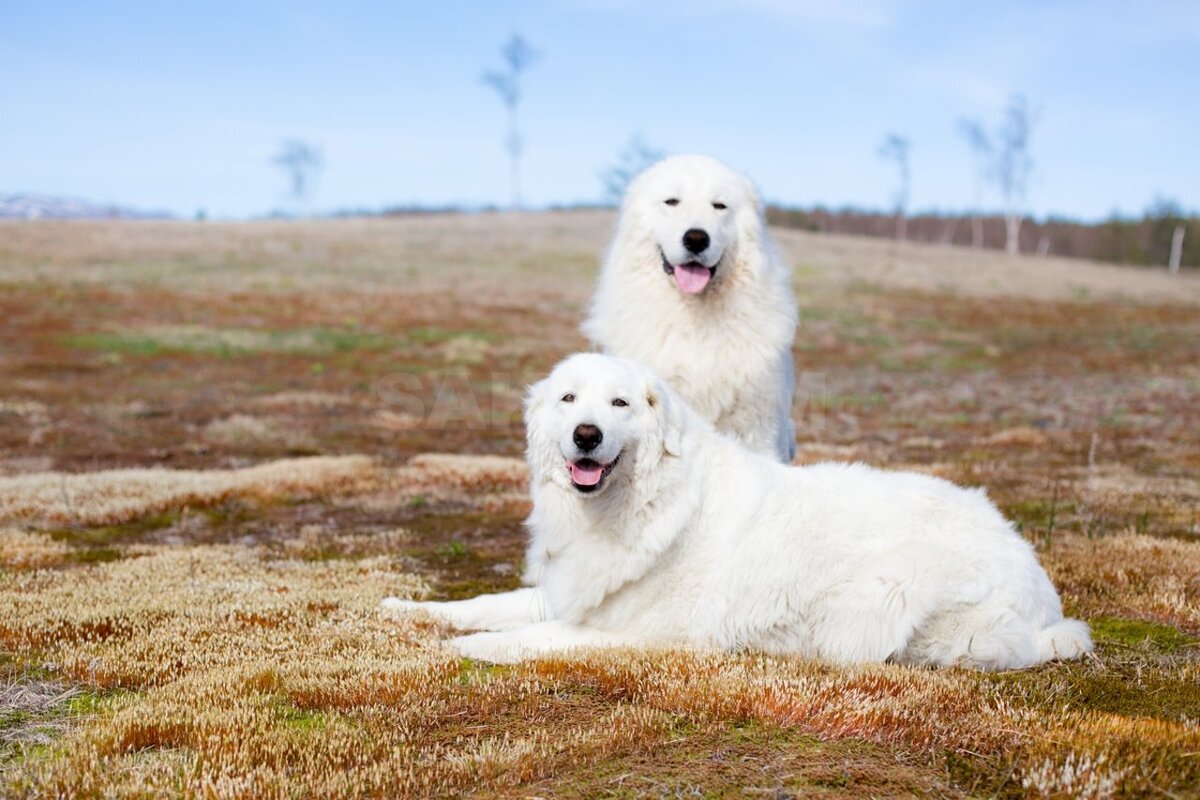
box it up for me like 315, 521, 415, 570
0, 710, 31, 730
46, 510, 183, 548
1089, 616, 1198, 653
440, 540, 470, 560
403, 327, 498, 345
61, 327, 398, 358
64, 688, 136, 717
817, 392, 890, 410
278, 704, 328, 732
1, 685, 134, 771
455, 659, 510, 685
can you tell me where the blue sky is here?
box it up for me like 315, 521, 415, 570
3, 0, 1198, 219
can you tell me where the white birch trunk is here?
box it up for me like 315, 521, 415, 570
1169, 224, 1184, 274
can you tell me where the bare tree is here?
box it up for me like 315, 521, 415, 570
600, 134, 665, 203
994, 95, 1037, 255
272, 139, 323, 216
483, 34, 539, 211
1169, 225, 1185, 274
878, 133, 911, 242
957, 95, 1038, 256
957, 118, 991, 249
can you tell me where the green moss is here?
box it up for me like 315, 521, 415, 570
988, 652, 1200, 724
535, 721, 976, 799
1089, 616, 1198, 653
436, 577, 516, 602
1063, 670, 1198, 720
280, 706, 327, 732
455, 659, 510, 685
402, 511, 526, 600
64, 688, 135, 716
70, 547, 124, 565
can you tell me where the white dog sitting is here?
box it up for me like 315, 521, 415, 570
583, 155, 798, 462
383, 354, 1092, 670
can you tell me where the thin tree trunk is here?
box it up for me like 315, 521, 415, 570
941, 218, 958, 245
1169, 224, 1185, 274
1005, 213, 1021, 255
508, 106, 522, 211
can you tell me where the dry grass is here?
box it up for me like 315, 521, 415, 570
2, 528, 1198, 797
1, 214, 1198, 797
3, 213, 1199, 304
1046, 532, 1200, 630
202, 414, 313, 451
0, 529, 72, 570
0, 456, 379, 527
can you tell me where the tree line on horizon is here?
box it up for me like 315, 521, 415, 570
766, 198, 1198, 270
272, 33, 1193, 272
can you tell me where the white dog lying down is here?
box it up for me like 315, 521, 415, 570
582, 155, 798, 462
383, 354, 1092, 670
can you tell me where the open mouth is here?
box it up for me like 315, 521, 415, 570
567, 454, 620, 493
661, 251, 717, 295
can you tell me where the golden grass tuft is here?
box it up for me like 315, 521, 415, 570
251, 391, 354, 409
354, 453, 531, 514
0, 456, 380, 527
398, 453, 527, 491
980, 425, 1051, 447
1046, 532, 1200, 630
0, 528, 73, 570
201, 414, 304, 448
280, 525, 412, 561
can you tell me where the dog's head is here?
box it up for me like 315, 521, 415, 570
623, 154, 763, 296
524, 354, 686, 497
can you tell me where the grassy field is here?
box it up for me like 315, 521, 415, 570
1, 212, 1198, 798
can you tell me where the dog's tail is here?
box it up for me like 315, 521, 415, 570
1035, 617, 1093, 663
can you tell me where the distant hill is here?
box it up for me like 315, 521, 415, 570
0, 193, 174, 220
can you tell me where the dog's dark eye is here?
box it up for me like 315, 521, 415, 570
664, 198, 679, 206
712, 202, 727, 210
612, 398, 629, 408
561, 393, 575, 403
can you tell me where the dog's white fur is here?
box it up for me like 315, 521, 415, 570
582, 155, 798, 462
383, 354, 1092, 670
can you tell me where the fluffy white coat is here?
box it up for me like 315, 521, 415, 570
383, 354, 1092, 670
582, 155, 798, 462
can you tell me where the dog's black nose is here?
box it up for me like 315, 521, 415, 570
573, 424, 603, 452
682, 228, 710, 254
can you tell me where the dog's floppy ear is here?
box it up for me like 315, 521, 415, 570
646, 377, 686, 457
731, 178, 767, 277
523, 377, 548, 431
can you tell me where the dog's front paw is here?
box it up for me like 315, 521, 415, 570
447, 632, 524, 664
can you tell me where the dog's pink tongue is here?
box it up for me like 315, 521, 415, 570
569, 461, 604, 486
673, 264, 711, 294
